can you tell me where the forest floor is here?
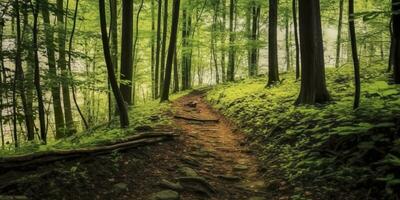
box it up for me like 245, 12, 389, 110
0, 90, 275, 200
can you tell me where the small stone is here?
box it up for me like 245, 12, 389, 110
178, 167, 198, 177
249, 197, 266, 200
159, 179, 184, 191
113, 182, 128, 192
233, 164, 249, 171
149, 190, 180, 200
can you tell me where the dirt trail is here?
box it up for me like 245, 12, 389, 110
167, 90, 269, 200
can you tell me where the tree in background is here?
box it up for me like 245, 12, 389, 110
267, 0, 280, 86
393, 0, 400, 83
295, 0, 330, 105
120, 0, 134, 105
161, 0, 181, 102
227, 0, 236, 81
349, 0, 361, 109
99, 0, 129, 128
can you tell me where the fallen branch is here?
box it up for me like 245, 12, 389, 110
0, 132, 177, 171
174, 115, 219, 123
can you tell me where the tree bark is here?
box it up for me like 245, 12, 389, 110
57, 0, 75, 135
349, 0, 361, 109
295, 0, 330, 105
173, 49, 179, 93
160, 0, 169, 93
267, 0, 280, 86
155, 0, 162, 97
161, 0, 180, 102
227, 0, 235, 82
99, 0, 129, 128
393, 0, 400, 83
120, 0, 134, 105
151, 0, 156, 98
292, 0, 300, 80
335, 0, 344, 68
109, 0, 118, 117
40, 0, 66, 138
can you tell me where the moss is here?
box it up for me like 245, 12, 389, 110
207, 64, 400, 199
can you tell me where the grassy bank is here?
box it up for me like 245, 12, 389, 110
206, 65, 400, 199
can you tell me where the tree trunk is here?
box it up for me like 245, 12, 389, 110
393, 0, 400, 83
120, 0, 134, 105
0, 10, 4, 147
99, 0, 129, 128
160, 0, 180, 102
160, 0, 169, 93
267, 0, 280, 86
335, 0, 344, 68
57, 0, 75, 135
173, 49, 179, 93
220, 0, 226, 82
227, 0, 235, 82
285, 8, 290, 71
132, 0, 144, 105
292, 0, 300, 80
212, 1, 219, 84
155, 0, 162, 97
40, 0, 66, 138
109, 0, 118, 117
181, 8, 189, 89
32, 0, 46, 143
349, 0, 361, 109
151, 0, 156, 98
295, 0, 330, 105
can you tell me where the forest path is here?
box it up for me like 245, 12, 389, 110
155, 90, 269, 200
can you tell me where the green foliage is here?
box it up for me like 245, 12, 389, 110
207, 64, 400, 199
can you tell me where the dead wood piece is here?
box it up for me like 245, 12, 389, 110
174, 115, 219, 123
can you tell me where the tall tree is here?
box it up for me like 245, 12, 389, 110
335, 0, 345, 68
32, 0, 46, 143
227, 0, 235, 81
155, 0, 162, 97
249, 1, 260, 77
40, 0, 66, 138
120, 0, 134, 105
151, 0, 156, 98
393, 0, 400, 83
109, 0, 118, 117
349, 0, 360, 109
267, 0, 280, 86
292, 0, 300, 79
161, 0, 180, 102
57, 0, 75, 135
160, 0, 168, 93
220, 0, 227, 82
295, 0, 330, 105
99, 0, 129, 128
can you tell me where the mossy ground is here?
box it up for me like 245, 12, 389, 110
206, 64, 400, 199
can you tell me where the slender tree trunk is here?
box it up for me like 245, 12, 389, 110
57, 0, 75, 135
349, 0, 361, 109
120, 0, 134, 105
132, 0, 144, 105
220, 0, 226, 82
292, 0, 300, 79
267, 0, 280, 86
32, 0, 46, 143
285, 9, 290, 71
151, 0, 156, 98
181, 8, 189, 89
335, 0, 344, 68
173, 49, 179, 92
212, 1, 219, 84
15, 0, 34, 142
393, 0, 400, 83
109, 0, 118, 117
160, 0, 168, 93
0, 11, 4, 148
161, 0, 180, 102
227, 0, 235, 82
99, 0, 129, 128
155, 0, 162, 97
295, 0, 330, 105
40, 0, 66, 138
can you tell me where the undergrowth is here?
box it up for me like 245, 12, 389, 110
207, 64, 400, 200
0, 92, 189, 157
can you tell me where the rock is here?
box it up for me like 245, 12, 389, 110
113, 182, 128, 192
159, 179, 184, 191
185, 101, 198, 108
149, 190, 180, 200
178, 167, 198, 177
248, 197, 266, 200
180, 156, 201, 167
177, 176, 216, 197
216, 175, 241, 181
233, 164, 249, 171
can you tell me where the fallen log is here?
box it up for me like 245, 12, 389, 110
174, 115, 219, 123
0, 132, 178, 171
